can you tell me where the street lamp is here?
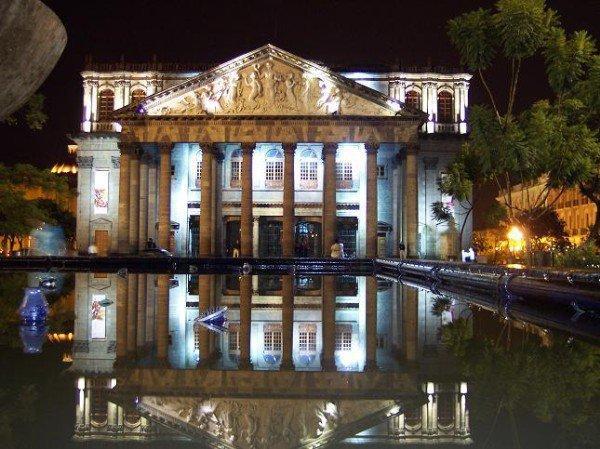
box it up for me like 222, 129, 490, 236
507, 225, 525, 253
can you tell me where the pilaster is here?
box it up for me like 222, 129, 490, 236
157, 142, 173, 250
365, 142, 379, 258
282, 143, 296, 257
199, 143, 216, 257
322, 143, 337, 257
240, 143, 254, 257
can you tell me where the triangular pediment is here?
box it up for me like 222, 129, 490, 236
116, 45, 422, 119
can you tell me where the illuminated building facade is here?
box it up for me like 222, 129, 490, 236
71, 273, 472, 445
72, 45, 472, 259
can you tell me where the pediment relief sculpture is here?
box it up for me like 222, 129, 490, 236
148, 60, 393, 117
141, 396, 398, 449
118, 45, 415, 119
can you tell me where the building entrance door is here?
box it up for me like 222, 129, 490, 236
225, 219, 241, 256
259, 218, 282, 257
93, 230, 109, 256
295, 220, 321, 257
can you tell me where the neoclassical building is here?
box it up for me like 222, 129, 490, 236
73, 45, 472, 259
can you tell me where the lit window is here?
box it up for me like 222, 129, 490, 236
299, 324, 317, 352
228, 328, 239, 351
195, 155, 202, 189
335, 329, 352, 351
98, 90, 114, 120
230, 149, 242, 188
377, 164, 387, 179
265, 148, 284, 189
335, 161, 353, 189
130, 89, 146, 104
405, 90, 421, 110
299, 148, 319, 190
437, 91, 453, 123
264, 330, 282, 351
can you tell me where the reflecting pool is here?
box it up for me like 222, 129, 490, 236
0, 271, 598, 448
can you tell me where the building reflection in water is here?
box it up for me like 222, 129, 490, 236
71, 273, 471, 445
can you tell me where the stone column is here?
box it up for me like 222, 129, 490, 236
365, 143, 379, 258
239, 275, 252, 369
138, 154, 150, 251
126, 274, 138, 355
404, 145, 419, 257
156, 274, 170, 363
321, 275, 336, 371
128, 147, 141, 253
252, 217, 260, 257
117, 143, 132, 253
197, 275, 212, 364
281, 275, 294, 370
157, 143, 173, 250
147, 158, 158, 241
136, 273, 147, 354
240, 143, 254, 257
199, 143, 215, 257
282, 143, 296, 257
322, 143, 337, 257
365, 276, 378, 370
116, 275, 128, 361
402, 284, 418, 361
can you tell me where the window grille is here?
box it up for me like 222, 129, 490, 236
335, 161, 353, 189
437, 91, 453, 123
264, 331, 282, 351
335, 330, 352, 351
405, 90, 421, 110
130, 89, 146, 104
98, 90, 114, 120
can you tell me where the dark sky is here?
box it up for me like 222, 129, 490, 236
0, 0, 598, 168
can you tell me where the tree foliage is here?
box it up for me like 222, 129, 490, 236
1, 93, 48, 131
444, 0, 600, 249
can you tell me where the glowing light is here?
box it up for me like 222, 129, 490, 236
426, 382, 435, 395
325, 402, 337, 415
460, 382, 468, 394
507, 226, 525, 253
77, 377, 85, 390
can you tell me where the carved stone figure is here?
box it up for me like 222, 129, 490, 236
261, 61, 281, 104
244, 64, 263, 104
284, 73, 297, 108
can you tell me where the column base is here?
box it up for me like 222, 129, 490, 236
238, 359, 253, 371
280, 359, 295, 371
321, 358, 337, 372
364, 360, 378, 372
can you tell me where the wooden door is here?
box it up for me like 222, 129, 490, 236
94, 230, 109, 256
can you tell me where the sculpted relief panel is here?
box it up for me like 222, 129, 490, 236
147, 59, 394, 117
141, 396, 398, 449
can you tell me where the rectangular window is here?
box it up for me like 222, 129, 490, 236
265, 161, 284, 188
90, 294, 106, 339
228, 329, 239, 351
93, 170, 109, 214
335, 162, 353, 189
335, 330, 352, 351
299, 331, 317, 351
230, 160, 241, 188
264, 330, 282, 351
377, 164, 387, 179
299, 161, 318, 190
195, 160, 202, 188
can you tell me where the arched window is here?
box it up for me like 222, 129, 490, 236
265, 148, 284, 189
98, 89, 114, 120
130, 88, 146, 104
230, 149, 242, 188
299, 148, 319, 190
437, 90, 453, 123
405, 90, 421, 111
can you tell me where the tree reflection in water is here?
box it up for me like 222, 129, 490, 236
442, 316, 600, 449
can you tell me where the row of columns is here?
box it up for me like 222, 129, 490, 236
117, 141, 419, 258
116, 274, 386, 371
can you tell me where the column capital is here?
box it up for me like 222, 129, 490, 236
240, 142, 255, 154
199, 142, 219, 154
322, 142, 338, 155
157, 142, 174, 154
282, 142, 296, 154
406, 143, 419, 154
364, 141, 380, 153
117, 142, 142, 155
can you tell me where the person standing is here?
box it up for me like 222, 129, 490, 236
330, 238, 345, 259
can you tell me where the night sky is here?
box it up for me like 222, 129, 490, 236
0, 0, 597, 169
